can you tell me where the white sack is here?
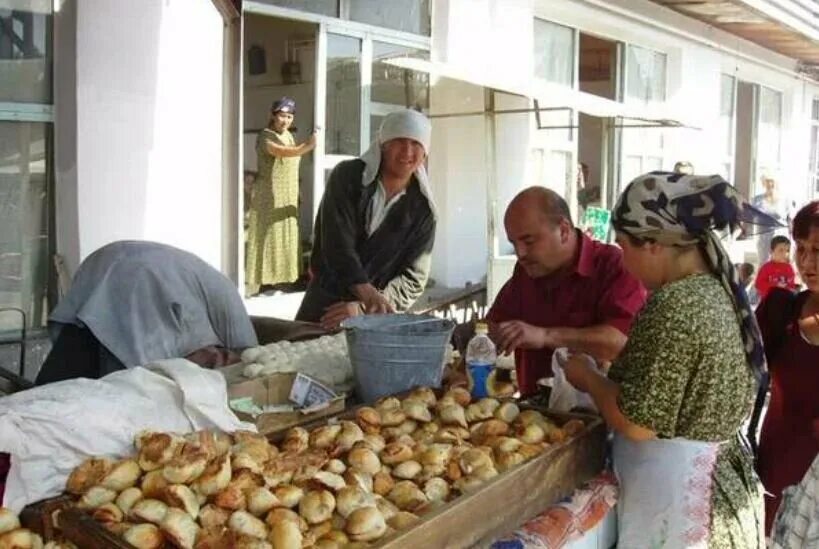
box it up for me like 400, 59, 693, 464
0, 359, 253, 513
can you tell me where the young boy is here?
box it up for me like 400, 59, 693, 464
755, 235, 798, 301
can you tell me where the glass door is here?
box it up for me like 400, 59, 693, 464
313, 24, 429, 221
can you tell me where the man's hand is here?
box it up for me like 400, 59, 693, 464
352, 283, 394, 315
320, 301, 363, 330
491, 320, 550, 355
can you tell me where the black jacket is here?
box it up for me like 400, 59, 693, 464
296, 159, 436, 321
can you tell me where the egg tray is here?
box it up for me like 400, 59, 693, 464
34, 402, 605, 548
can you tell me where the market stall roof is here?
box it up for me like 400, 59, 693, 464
385, 57, 699, 129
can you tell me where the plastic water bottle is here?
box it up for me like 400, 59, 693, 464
466, 322, 497, 399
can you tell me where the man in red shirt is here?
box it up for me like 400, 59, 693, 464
755, 235, 798, 301
487, 187, 646, 396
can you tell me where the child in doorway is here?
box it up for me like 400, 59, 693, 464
755, 235, 798, 301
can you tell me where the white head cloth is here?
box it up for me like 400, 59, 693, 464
360, 109, 436, 219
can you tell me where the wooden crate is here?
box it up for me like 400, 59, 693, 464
19, 495, 74, 541
53, 406, 605, 548
376, 412, 606, 548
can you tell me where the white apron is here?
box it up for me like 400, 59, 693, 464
613, 433, 723, 548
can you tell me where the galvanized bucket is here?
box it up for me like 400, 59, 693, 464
341, 314, 456, 403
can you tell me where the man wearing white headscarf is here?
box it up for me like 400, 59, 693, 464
296, 109, 436, 329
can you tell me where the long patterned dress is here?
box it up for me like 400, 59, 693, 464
608, 273, 765, 547
246, 128, 301, 294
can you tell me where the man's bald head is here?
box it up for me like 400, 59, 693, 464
505, 187, 573, 227
503, 187, 577, 278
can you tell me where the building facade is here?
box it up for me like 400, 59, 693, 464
3, 0, 819, 328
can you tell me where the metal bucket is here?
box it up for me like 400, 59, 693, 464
342, 314, 456, 403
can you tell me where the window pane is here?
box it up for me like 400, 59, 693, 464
325, 34, 361, 156
625, 45, 666, 104
0, 1, 52, 103
622, 155, 643, 186
533, 19, 574, 86
349, 0, 430, 36
370, 42, 429, 142
719, 74, 735, 157
757, 86, 782, 173
263, 0, 337, 16
0, 121, 50, 328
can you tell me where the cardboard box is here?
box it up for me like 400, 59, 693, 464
227, 372, 345, 435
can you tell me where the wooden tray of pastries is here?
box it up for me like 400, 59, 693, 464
43, 387, 605, 548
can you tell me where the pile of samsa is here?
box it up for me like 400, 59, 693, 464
0, 506, 76, 548
62, 387, 584, 549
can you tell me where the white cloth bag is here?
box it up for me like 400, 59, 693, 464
0, 359, 253, 513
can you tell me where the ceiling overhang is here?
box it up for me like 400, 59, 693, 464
650, 0, 819, 67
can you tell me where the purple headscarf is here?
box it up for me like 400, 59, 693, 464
271, 97, 296, 114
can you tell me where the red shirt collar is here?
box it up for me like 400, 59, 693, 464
574, 231, 596, 278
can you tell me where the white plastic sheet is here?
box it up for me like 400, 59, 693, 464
0, 359, 254, 513
548, 348, 599, 413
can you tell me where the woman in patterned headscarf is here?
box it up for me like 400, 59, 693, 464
246, 97, 319, 296
563, 172, 781, 547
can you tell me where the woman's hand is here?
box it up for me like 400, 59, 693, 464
320, 301, 363, 331
561, 354, 596, 393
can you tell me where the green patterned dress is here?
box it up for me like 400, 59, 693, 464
246, 128, 301, 294
608, 274, 765, 547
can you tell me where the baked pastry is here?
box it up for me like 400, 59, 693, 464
129, 498, 169, 524
401, 399, 432, 423
347, 448, 380, 475
91, 502, 123, 524
298, 490, 335, 525
379, 442, 413, 465
0, 508, 21, 535
122, 523, 164, 549
161, 507, 200, 548
422, 477, 450, 502
392, 460, 421, 480
354, 407, 381, 434
198, 504, 231, 530
140, 470, 169, 499
77, 486, 117, 510
273, 485, 304, 509
115, 487, 143, 516
65, 457, 112, 495
439, 404, 468, 428
386, 510, 419, 530
100, 459, 141, 491
228, 510, 268, 539
345, 507, 386, 542
165, 484, 200, 519
335, 486, 375, 519
192, 453, 232, 496
494, 402, 520, 423
408, 387, 437, 407
386, 481, 427, 511
269, 519, 302, 549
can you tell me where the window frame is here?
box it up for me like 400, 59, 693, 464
0, 2, 56, 329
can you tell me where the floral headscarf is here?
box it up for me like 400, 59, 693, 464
612, 171, 784, 381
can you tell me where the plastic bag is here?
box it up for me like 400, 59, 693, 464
548, 348, 599, 413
